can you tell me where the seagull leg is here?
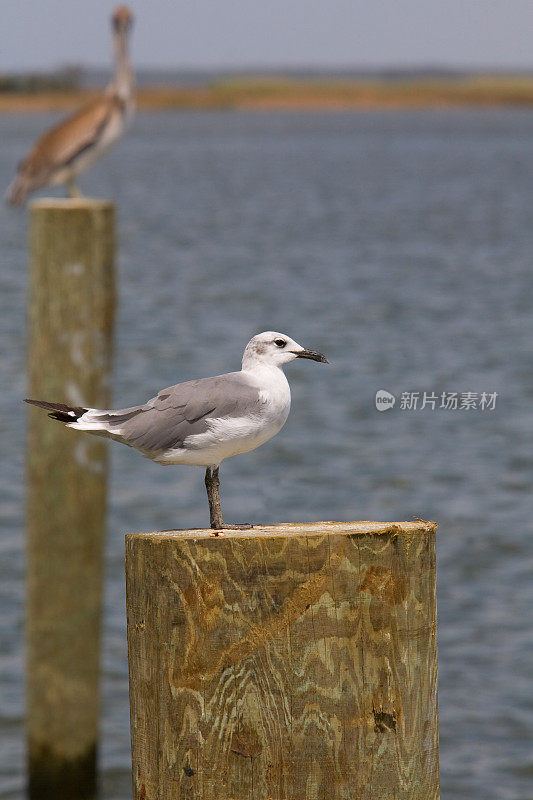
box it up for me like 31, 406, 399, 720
204, 466, 253, 533
205, 466, 223, 530
66, 177, 84, 199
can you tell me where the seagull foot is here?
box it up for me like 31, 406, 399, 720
221, 522, 254, 530
210, 522, 254, 536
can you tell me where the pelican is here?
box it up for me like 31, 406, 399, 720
7, 6, 134, 207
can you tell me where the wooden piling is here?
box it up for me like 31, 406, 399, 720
126, 521, 440, 800
26, 199, 115, 800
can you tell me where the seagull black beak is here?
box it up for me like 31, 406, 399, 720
292, 349, 329, 363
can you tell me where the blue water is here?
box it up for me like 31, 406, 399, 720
1, 110, 532, 799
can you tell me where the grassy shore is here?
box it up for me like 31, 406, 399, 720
4, 76, 533, 113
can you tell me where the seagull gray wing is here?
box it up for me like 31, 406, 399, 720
94, 372, 261, 454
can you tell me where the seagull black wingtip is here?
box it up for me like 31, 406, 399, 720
293, 349, 329, 364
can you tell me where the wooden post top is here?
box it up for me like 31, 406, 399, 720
126, 517, 440, 799
126, 519, 437, 543
30, 197, 114, 210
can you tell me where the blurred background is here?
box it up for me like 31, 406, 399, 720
1, 2, 533, 799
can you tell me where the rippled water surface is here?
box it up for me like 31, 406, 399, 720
1, 110, 532, 799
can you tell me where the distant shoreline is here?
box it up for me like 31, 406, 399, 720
4, 77, 533, 112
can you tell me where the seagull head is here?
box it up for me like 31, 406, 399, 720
112, 5, 134, 33
242, 331, 328, 370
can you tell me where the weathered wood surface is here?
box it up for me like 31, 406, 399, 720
126, 521, 439, 800
26, 199, 115, 799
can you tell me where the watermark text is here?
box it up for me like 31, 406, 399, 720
375, 390, 498, 412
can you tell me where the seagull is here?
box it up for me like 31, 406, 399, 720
7, 6, 135, 207
25, 331, 328, 531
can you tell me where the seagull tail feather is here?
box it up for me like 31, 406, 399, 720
24, 398, 88, 423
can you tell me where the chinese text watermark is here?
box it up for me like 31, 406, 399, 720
375, 390, 498, 412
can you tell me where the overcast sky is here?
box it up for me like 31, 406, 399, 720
2, 0, 533, 72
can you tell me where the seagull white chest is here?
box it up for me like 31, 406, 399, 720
206, 366, 290, 461
253, 364, 292, 423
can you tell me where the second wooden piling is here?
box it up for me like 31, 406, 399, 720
126, 520, 440, 800
26, 199, 115, 799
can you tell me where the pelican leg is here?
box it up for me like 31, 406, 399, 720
204, 466, 253, 534
66, 177, 84, 199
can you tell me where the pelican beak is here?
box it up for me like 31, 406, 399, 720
292, 349, 329, 363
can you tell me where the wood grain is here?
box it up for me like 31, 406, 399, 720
126, 521, 440, 800
26, 199, 115, 799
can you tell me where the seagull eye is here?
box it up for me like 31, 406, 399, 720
274, 339, 286, 348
